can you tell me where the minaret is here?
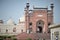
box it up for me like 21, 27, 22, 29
50, 3, 54, 11
25, 2, 30, 33
50, 0, 54, 10
50, 3, 54, 24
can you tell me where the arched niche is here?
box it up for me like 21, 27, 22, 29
36, 20, 44, 33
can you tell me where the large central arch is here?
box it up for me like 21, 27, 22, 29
36, 20, 44, 33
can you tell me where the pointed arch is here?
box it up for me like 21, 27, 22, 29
36, 20, 44, 33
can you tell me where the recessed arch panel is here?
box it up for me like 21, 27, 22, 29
36, 20, 44, 33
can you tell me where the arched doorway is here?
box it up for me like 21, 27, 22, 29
36, 20, 44, 33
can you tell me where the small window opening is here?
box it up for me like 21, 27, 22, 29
6, 29, 8, 33
29, 22, 32, 26
21, 29, 23, 33
48, 23, 51, 26
13, 28, 16, 32
43, 39, 45, 40
39, 22, 41, 24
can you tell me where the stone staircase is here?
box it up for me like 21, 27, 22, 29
16, 32, 51, 40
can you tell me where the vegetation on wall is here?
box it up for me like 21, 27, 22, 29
26, 38, 32, 40
0, 35, 17, 40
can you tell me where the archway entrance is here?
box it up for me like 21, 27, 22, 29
36, 20, 44, 33
37, 26, 42, 33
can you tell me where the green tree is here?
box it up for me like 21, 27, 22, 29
26, 38, 32, 40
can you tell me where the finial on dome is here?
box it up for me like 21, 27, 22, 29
19, 19, 20, 23
27, 0, 29, 3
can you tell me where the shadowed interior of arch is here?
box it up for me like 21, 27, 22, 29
36, 20, 44, 33
37, 26, 42, 33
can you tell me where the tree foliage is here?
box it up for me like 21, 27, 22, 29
26, 38, 32, 40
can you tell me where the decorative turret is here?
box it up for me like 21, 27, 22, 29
25, 2, 30, 14
26, 3, 30, 9
50, 3, 54, 10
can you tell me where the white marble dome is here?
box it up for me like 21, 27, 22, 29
7, 18, 15, 25
20, 16, 25, 22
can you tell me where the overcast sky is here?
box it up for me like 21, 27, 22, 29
0, 0, 60, 24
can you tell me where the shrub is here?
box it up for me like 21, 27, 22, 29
26, 38, 32, 40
